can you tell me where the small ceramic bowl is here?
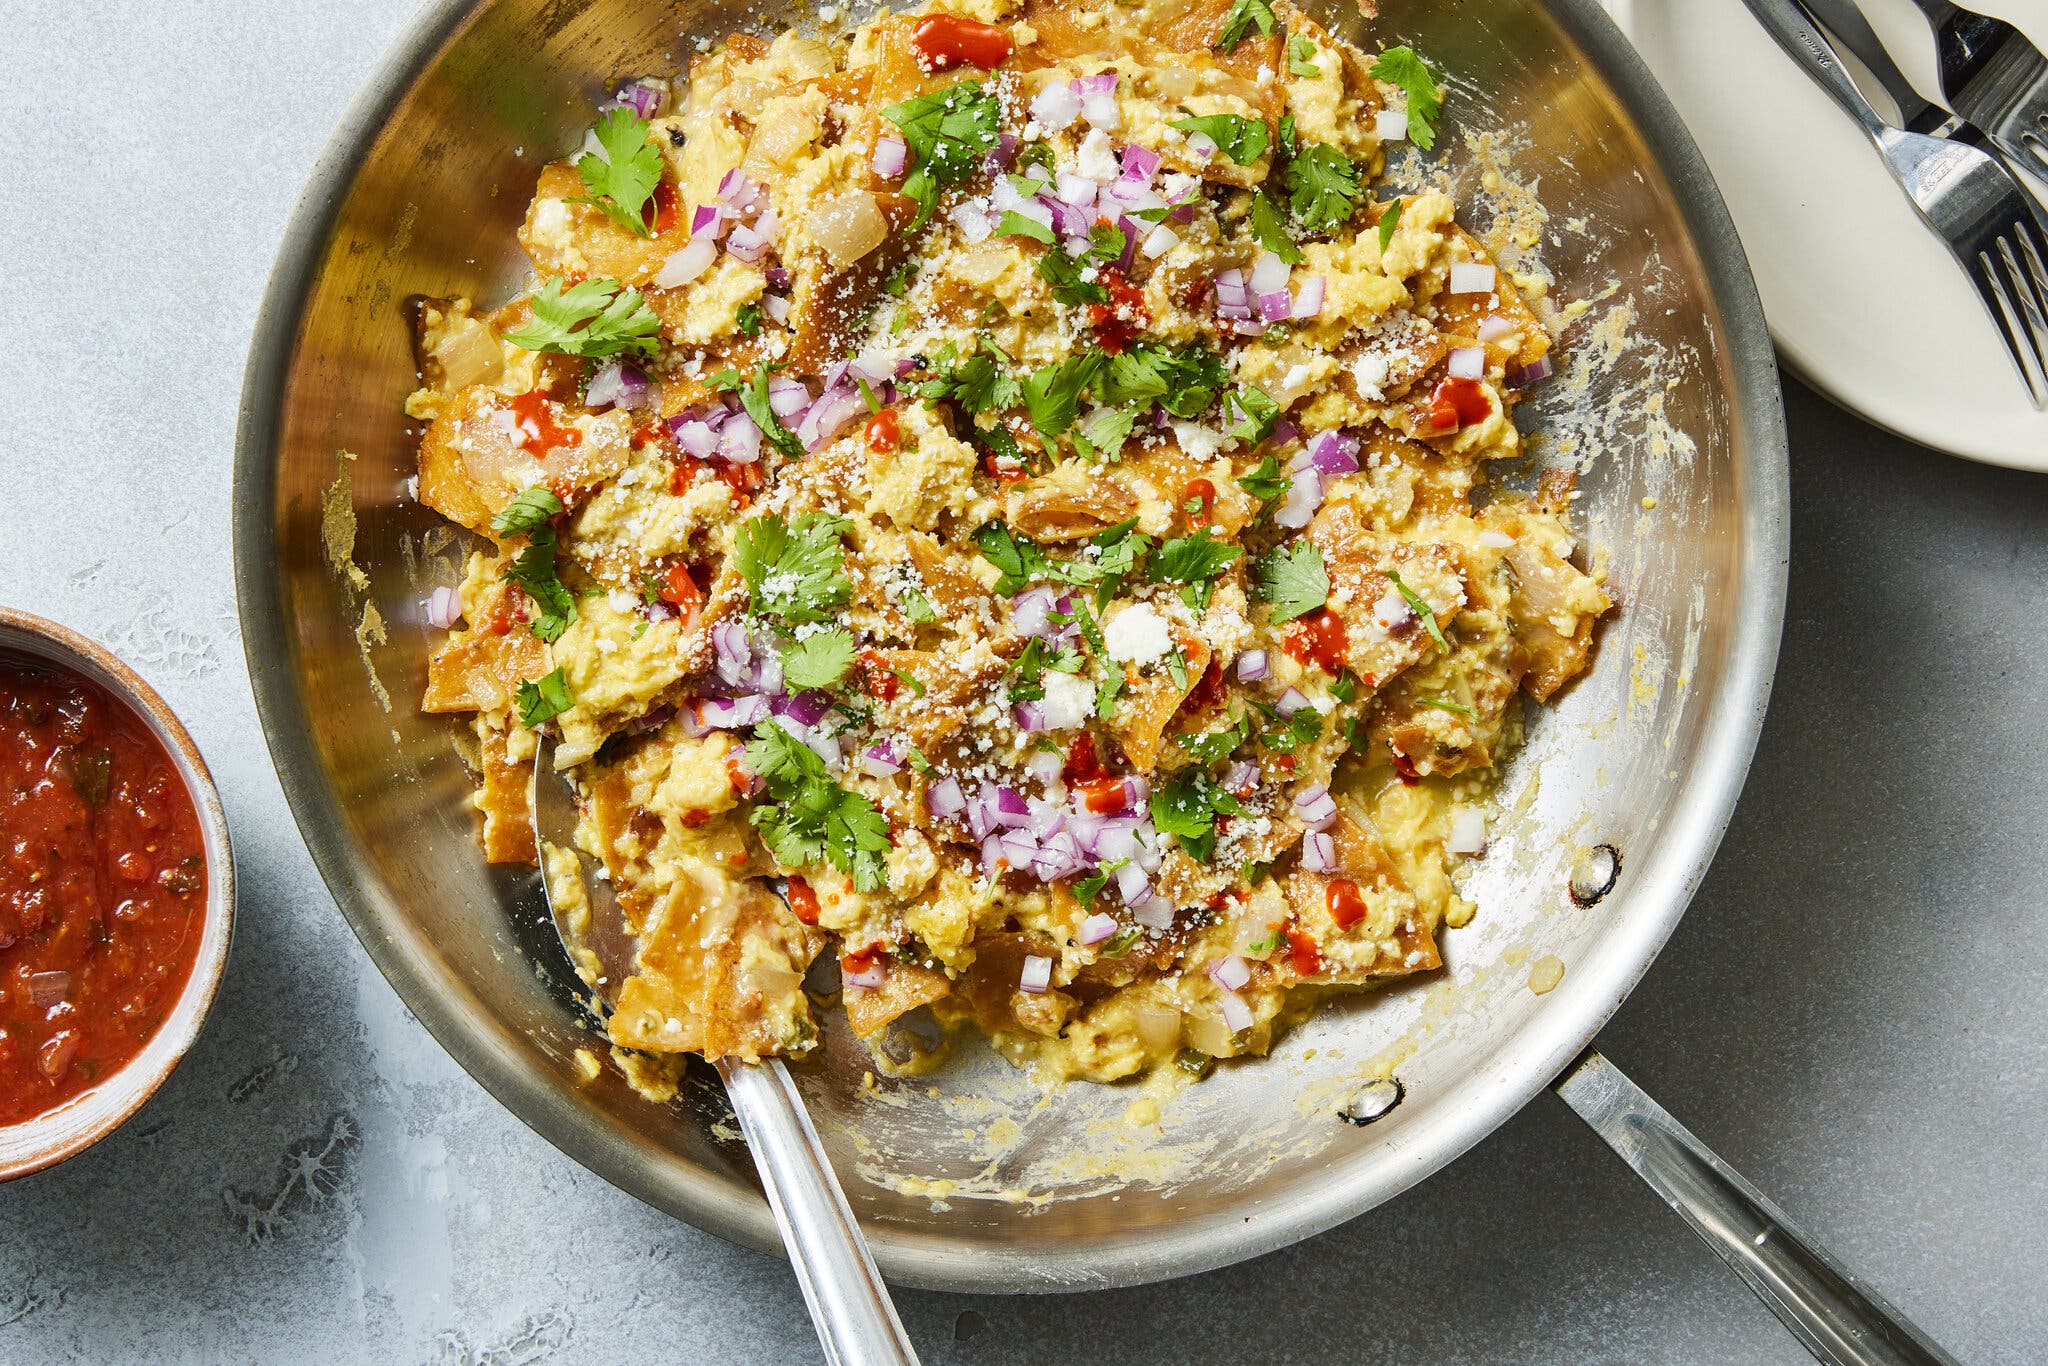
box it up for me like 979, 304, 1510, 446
0, 606, 234, 1180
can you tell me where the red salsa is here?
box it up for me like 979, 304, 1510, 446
0, 660, 207, 1124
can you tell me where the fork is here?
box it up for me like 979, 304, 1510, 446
1742, 0, 2048, 408
1905, 0, 2048, 180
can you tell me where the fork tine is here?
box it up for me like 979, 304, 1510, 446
1975, 243, 2048, 410
2000, 227, 2048, 409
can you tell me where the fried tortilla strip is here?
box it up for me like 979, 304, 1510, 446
422, 595, 548, 715
518, 162, 693, 288
1108, 633, 1212, 772
1428, 226, 1551, 374
1280, 809, 1440, 984
1479, 498, 1611, 701
1303, 501, 1466, 687
942, 932, 1076, 1041
843, 960, 953, 1038
1009, 468, 1140, 542
418, 385, 633, 534
474, 714, 538, 864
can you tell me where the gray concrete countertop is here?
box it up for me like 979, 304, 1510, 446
1, 2, 2042, 1361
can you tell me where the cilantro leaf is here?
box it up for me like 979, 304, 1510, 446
1101, 341, 1230, 418
1151, 530, 1242, 612
492, 486, 564, 539
901, 586, 938, 624
735, 302, 763, 337
739, 364, 804, 460
1250, 191, 1302, 265
1036, 245, 1111, 307
1283, 143, 1361, 233
1418, 696, 1475, 717
920, 341, 1020, 414
1022, 352, 1105, 438
1095, 667, 1126, 718
1255, 543, 1329, 622
745, 725, 893, 891
780, 629, 857, 691
1099, 349, 1168, 407
882, 79, 1004, 228
1086, 220, 1129, 267
1073, 869, 1111, 909
500, 533, 577, 642
1171, 114, 1269, 164
1387, 569, 1449, 651
1177, 715, 1247, 762
1371, 46, 1445, 151
1260, 705, 1322, 753
506, 276, 661, 358
1236, 453, 1292, 502
974, 521, 1056, 596
515, 668, 576, 728
734, 512, 852, 623
1213, 0, 1275, 52
1288, 34, 1322, 77
1149, 768, 1246, 863
997, 210, 1056, 245
1079, 519, 1150, 607
1225, 386, 1280, 445
1070, 405, 1137, 463
572, 108, 665, 238
1379, 199, 1404, 253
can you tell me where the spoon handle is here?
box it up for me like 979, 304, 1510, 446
714, 1057, 920, 1366
1554, 1049, 1957, 1366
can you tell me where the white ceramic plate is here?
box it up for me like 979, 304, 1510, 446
1600, 0, 2048, 469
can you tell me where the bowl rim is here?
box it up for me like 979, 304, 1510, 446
232, 0, 1790, 1291
0, 606, 236, 1181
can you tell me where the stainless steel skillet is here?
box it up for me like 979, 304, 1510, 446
228, 0, 1914, 1347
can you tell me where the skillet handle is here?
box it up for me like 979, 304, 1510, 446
714, 1058, 920, 1366
1553, 1049, 1957, 1366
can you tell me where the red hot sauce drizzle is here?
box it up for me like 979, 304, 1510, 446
0, 661, 207, 1124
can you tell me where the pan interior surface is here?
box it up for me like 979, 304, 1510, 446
236, 0, 1786, 1292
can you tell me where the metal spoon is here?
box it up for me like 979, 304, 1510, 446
530, 739, 918, 1366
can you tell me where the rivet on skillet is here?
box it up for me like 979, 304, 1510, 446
1569, 843, 1622, 908
1339, 1077, 1405, 1126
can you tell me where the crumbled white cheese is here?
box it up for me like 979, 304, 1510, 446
1171, 420, 1230, 461
1351, 352, 1391, 401
1104, 602, 1172, 665
1040, 671, 1094, 729
1076, 128, 1119, 183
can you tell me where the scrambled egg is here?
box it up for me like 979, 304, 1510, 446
408, 0, 1611, 1084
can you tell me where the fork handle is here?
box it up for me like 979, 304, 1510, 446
1555, 1051, 1960, 1366
1743, 0, 1897, 141
1797, 0, 1947, 131
714, 1057, 920, 1366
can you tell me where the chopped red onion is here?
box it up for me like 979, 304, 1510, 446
1115, 860, 1149, 905
1132, 895, 1174, 930
1235, 649, 1268, 682
1507, 356, 1553, 388
797, 384, 867, 450
655, 236, 717, 287
1041, 195, 1091, 237
1055, 170, 1097, 209
1063, 235, 1090, 257
1025, 750, 1065, 790
766, 378, 810, 418
1273, 418, 1300, 446
860, 739, 904, 777
1375, 107, 1409, 141
872, 136, 908, 178
1448, 347, 1485, 380
1078, 912, 1119, 946
1214, 268, 1250, 319
1448, 261, 1498, 295
762, 294, 791, 326
1293, 783, 1337, 831
28, 970, 71, 1010
1010, 586, 1056, 637
1141, 224, 1179, 259
1083, 91, 1121, 131
1019, 954, 1053, 994
949, 201, 994, 244
1307, 430, 1360, 474
719, 411, 762, 464
675, 702, 710, 739
1275, 687, 1309, 718
698, 694, 770, 729
927, 776, 966, 818
1273, 466, 1324, 529
764, 266, 791, 288
610, 80, 664, 119
1256, 289, 1293, 322
1218, 990, 1254, 1034
726, 211, 778, 263
586, 361, 651, 410
1014, 701, 1048, 733
844, 958, 889, 990
1249, 251, 1292, 296
999, 828, 1038, 873
718, 168, 768, 215
1183, 130, 1218, 160
670, 416, 716, 457
1301, 829, 1337, 873
1072, 71, 1117, 96
1447, 807, 1489, 855
1478, 314, 1518, 344
1030, 80, 1083, 130
1033, 830, 1089, 882
1222, 759, 1260, 795
1208, 954, 1251, 991
1292, 274, 1326, 320
984, 132, 1020, 175
773, 689, 834, 728
1120, 143, 1162, 185
689, 204, 724, 238
1113, 216, 1140, 273
423, 586, 461, 630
